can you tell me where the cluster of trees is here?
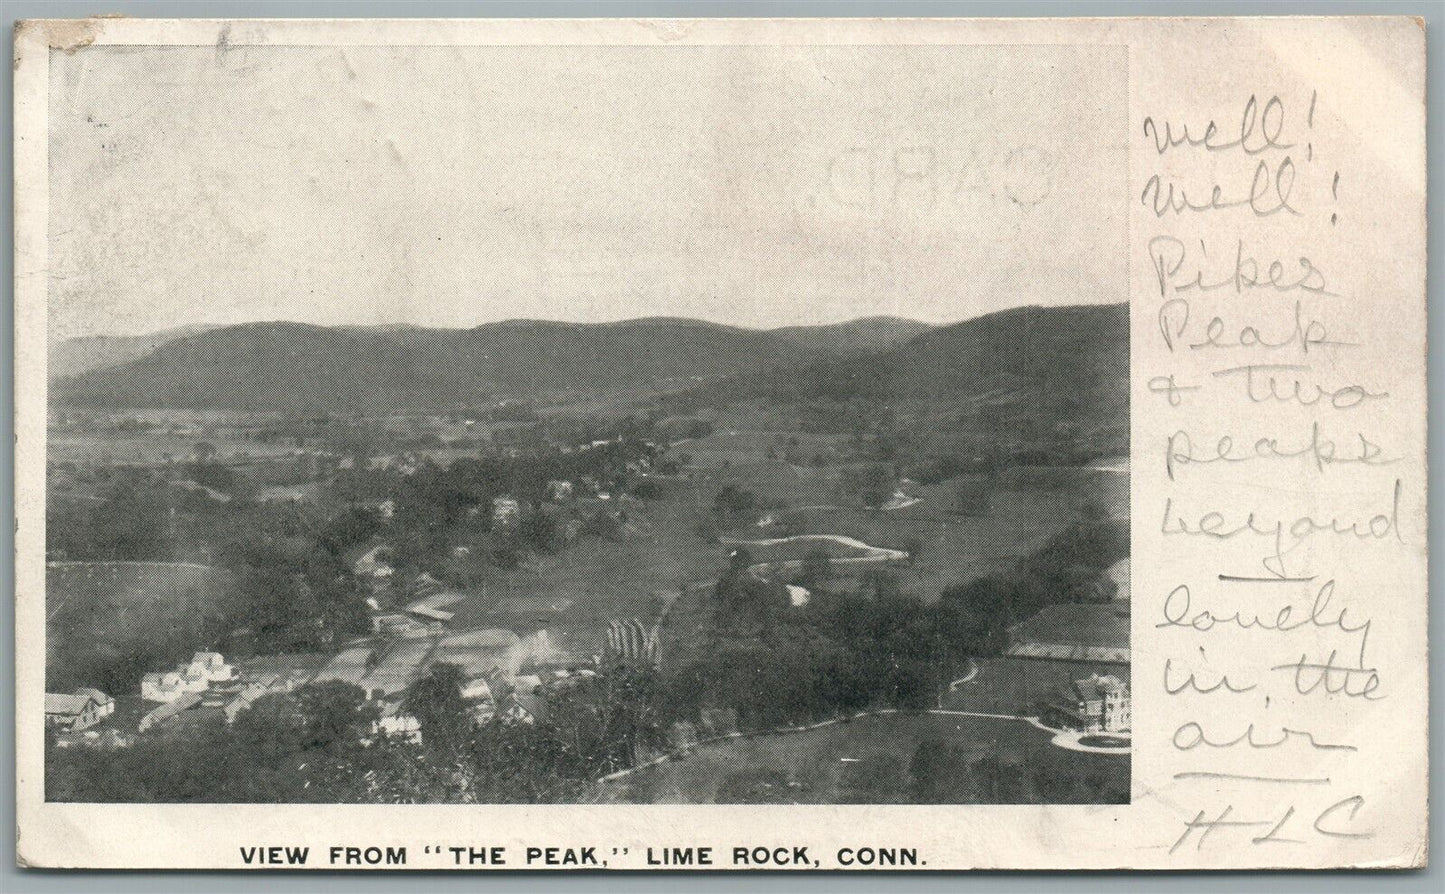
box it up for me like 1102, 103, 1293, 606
219, 504, 377, 654
377, 661, 666, 802
662, 514, 1127, 735
657, 569, 948, 731
48, 663, 667, 805
840, 464, 896, 508
379, 438, 654, 569
712, 485, 759, 519
48, 475, 176, 562
998, 515, 1127, 611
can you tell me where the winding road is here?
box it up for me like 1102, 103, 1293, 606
717, 533, 909, 578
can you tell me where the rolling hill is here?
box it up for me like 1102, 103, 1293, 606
717, 302, 1129, 450
772, 316, 934, 354
47, 325, 215, 380
50, 305, 1125, 422
52, 318, 827, 412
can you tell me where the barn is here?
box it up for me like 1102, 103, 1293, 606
1002, 601, 1130, 706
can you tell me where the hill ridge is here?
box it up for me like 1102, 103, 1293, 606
51, 304, 1123, 418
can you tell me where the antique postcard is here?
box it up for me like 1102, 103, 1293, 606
13, 16, 1427, 870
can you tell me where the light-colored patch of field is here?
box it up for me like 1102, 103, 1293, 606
595, 712, 1125, 804
726, 535, 871, 565
255, 482, 321, 503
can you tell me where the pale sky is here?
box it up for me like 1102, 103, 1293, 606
48, 44, 1125, 341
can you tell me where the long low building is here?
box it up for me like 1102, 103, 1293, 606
45, 689, 114, 732
313, 629, 525, 702
1002, 601, 1130, 704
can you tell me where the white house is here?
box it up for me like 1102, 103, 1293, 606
141, 671, 187, 703
1044, 673, 1131, 734
375, 701, 422, 743
492, 496, 522, 529
186, 652, 235, 684
1098, 675, 1131, 732
44, 689, 114, 731
460, 677, 493, 702
142, 652, 234, 701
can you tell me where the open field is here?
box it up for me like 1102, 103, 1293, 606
594, 711, 1128, 804
701, 459, 841, 507
443, 479, 731, 650
48, 432, 301, 467
774, 482, 1080, 598
679, 427, 853, 471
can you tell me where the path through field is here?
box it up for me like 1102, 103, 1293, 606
718, 533, 908, 577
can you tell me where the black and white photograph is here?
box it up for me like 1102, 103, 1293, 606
40, 39, 1132, 806
11, 9, 1435, 875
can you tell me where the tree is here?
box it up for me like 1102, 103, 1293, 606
937, 575, 1012, 658
232, 681, 378, 765
903, 537, 924, 566
319, 505, 382, 553
518, 507, 560, 553
713, 485, 757, 518
227, 527, 368, 653
632, 480, 663, 500
954, 476, 993, 517
886, 659, 939, 710
843, 464, 894, 509
405, 662, 470, 753
798, 547, 833, 588
543, 667, 664, 774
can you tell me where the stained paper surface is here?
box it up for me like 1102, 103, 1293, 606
13, 16, 1427, 870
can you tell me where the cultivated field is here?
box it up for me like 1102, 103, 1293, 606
595, 711, 1128, 804
47, 432, 300, 467
443, 479, 730, 642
